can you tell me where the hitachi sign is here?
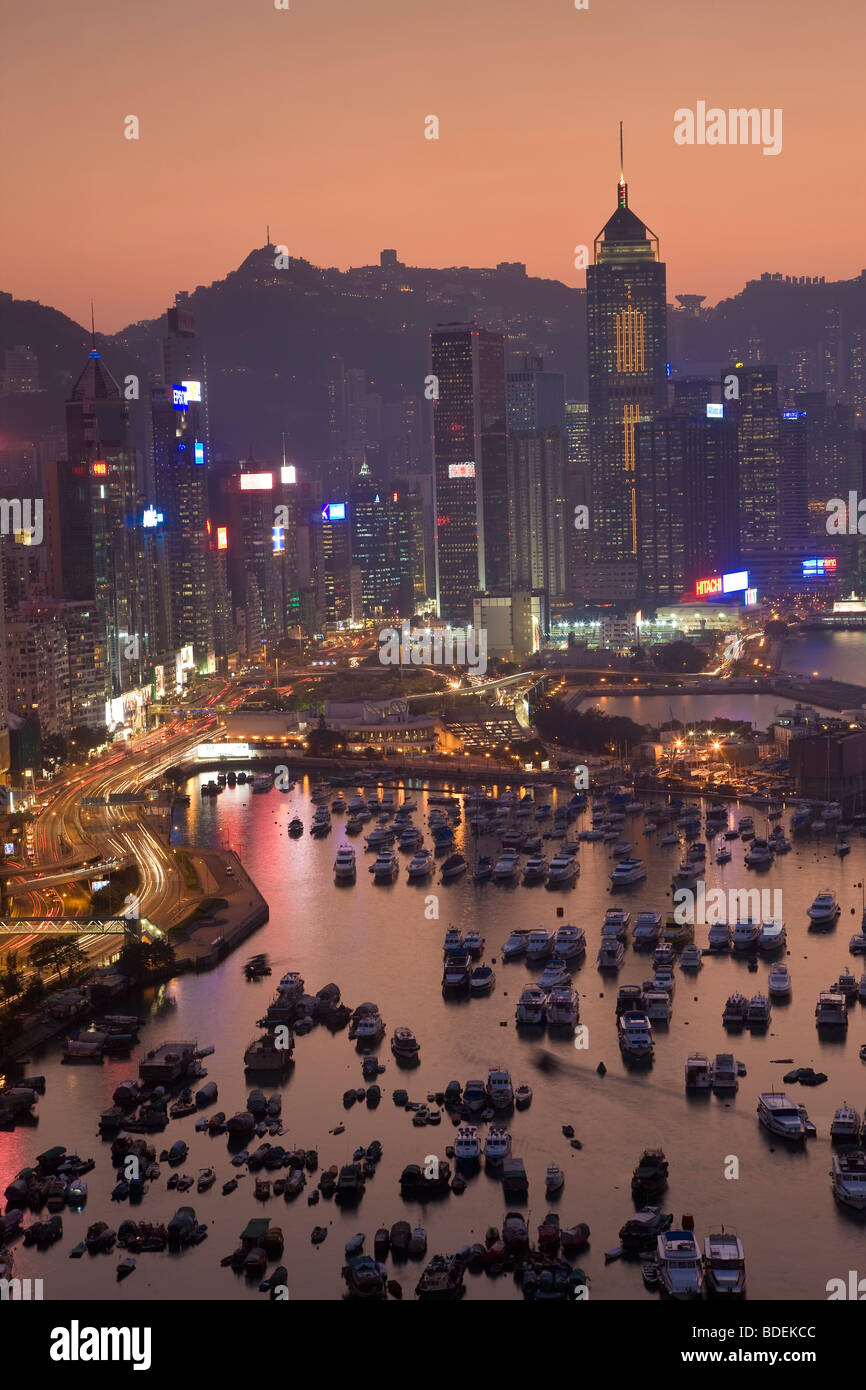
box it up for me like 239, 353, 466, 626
696, 575, 723, 597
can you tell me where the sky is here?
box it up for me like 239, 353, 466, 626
3, 0, 862, 331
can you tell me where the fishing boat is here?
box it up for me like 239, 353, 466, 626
685, 1052, 712, 1090
391, 1027, 420, 1059
661, 916, 694, 948
746, 994, 771, 1029
631, 1149, 668, 1201
816, 991, 847, 1027
722, 993, 749, 1027
463, 929, 484, 954
711, 1053, 738, 1091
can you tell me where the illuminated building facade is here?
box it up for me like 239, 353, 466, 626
586, 161, 667, 601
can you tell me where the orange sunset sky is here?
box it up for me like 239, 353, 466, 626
3, 0, 862, 331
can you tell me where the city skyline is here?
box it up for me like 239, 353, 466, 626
4, 0, 865, 328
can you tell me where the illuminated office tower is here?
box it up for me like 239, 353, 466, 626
60, 345, 148, 697
726, 364, 783, 594
586, 150, 667, 601
507, 356, 567, 432
311, 500, 359, 627
507, 429, 569, 603
431, 323, 507, 622
216, 464, 298, 642
160, 301, 209, 484
350, 466, 415, 618
152, 381, 213, 668
635, 409, 738, 603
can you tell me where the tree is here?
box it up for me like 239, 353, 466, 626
652, 641, 707, 674
116, 938, 176, 981
28, 936, 85, 983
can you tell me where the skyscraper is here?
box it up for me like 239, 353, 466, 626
152, 379, 214, 668
431, 323, 507, 622
727, 364, 782, 593
60, 346, 148, 698
586, 148, 668, 601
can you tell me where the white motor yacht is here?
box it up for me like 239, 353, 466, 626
744, 838, 773, 867
515, 986, 548, 1025
526, 928, 555, 961
633, 911, 662, 946
553, 924, 586, 960
831, 1151, 866, 1209
502, 929, 530, 959
548, 853, 580, 886
644, 990, 672, 1022
708, 922, 732, 951
830, 1104, 861, 1142
704, 1231, 746, 1297
537, 960, 570, 991
610, 857, 647, 887
522, 855, 549, 885
597, 937, 625, 971
546, 984, 579, 1027
657, 1230, 703, 1299
758, 919, 786, 952
808, 890, 840, 925
603, 908, 630, 938
486, 1069, 514, 1110
406, 849, 434, 880
768, 964, 791, 997
679, 944, 703, 971
333, 846, 357, 881
370, 850, 399, 881
618, 1011, 654, 1059
757, 1092, 809, 1140
732, 918, 761, 951
492, 849, 521, 882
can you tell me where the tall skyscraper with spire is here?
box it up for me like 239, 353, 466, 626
586, 131, 668, 601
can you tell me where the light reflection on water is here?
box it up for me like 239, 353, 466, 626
4, 767, 866, 1301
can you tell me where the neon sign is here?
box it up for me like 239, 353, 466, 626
240, 472, 273, 491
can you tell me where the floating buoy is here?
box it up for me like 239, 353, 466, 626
597, 1062, 606, 1075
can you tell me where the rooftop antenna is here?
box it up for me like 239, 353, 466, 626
90, 301, 96, 350
266, 223, 271, 247
618, 122, 628, 208
281, 430, 287, 468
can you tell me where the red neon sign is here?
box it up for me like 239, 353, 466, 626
92, 461, 107, 476
696, 575, 723, 597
